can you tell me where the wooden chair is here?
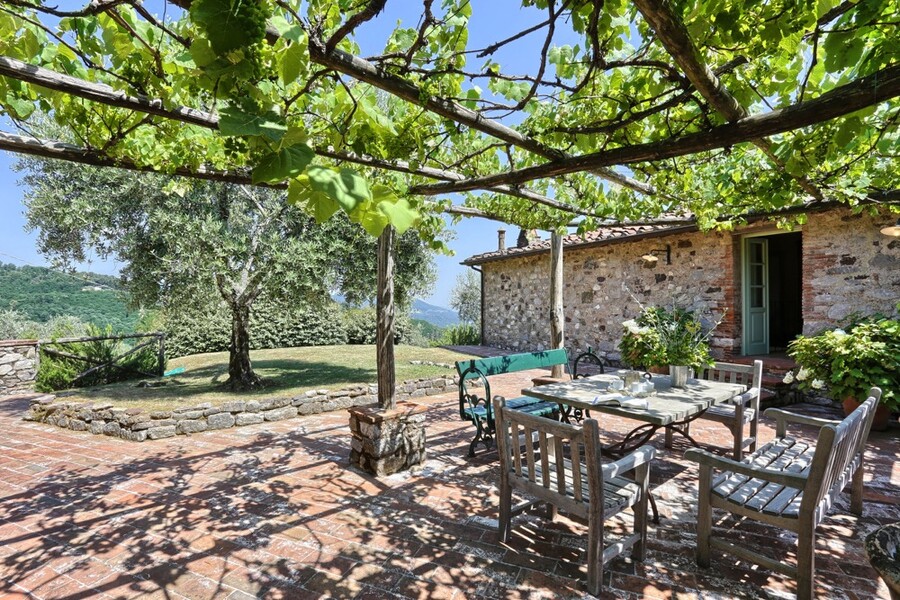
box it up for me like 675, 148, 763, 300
494, 396, 655, 596
665, 360, 763, 460
684, 387, 882, 600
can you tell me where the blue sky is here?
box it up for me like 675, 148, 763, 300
0, 1, 576, 308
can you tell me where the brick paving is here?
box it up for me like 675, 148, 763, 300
0, 371, 897, 599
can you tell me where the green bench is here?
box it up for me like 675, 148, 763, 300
455, 348, 606, 457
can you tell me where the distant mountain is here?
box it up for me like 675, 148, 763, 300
0, 263, 138, 330
411, 299, 459, 328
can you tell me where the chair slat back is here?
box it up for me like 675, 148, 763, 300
494, 397, 600, 512
801, 391, 880, 516
701, 361, 759, 387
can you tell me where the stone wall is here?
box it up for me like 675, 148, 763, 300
26, 373, 456, 441
481, 228, 738, 363
801, 209, 900, 334
0, 340, 38, 395
479, 207, 900, 362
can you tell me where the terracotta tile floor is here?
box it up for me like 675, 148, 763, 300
0, 371, 897, 599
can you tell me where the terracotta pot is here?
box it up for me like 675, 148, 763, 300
842, 396, 891, 432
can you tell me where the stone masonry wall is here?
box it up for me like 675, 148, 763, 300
480, 208, 900, 363
0, 340, 38, 395
802, 209, 900, 333
26, 373, 456, 441
482, 229, 737, 364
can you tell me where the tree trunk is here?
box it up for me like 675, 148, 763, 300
227, 301, 262, 391
550, 231, 565, 379
376, 226, 396, 410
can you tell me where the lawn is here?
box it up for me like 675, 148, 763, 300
57, 345, 474, 409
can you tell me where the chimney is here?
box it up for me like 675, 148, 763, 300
497, 228, 506, 252
516, 228, 530, 248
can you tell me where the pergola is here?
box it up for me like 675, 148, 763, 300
0, 0, 897, 408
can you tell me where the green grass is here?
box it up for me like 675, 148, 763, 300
58, 345, 474, 409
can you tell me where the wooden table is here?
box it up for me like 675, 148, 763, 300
522, 372, 746, 457
522, 372, 746, 522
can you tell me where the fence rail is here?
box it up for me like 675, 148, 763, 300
38, 332, 166, 382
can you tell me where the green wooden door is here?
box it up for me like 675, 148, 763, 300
743, 238, 769, 355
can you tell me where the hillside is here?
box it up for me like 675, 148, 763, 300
0, 263, 138, 331
411, 299, 459, 328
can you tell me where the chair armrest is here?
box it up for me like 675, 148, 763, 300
764, 408, 841, 437
729, 387, 759, 406
602, 445, 656, 480
684, 448, 808, 489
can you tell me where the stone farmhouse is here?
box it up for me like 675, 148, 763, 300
462, 207, 900, 365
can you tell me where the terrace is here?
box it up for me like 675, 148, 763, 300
1, 367, 896, 599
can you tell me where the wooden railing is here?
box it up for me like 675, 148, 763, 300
38, 332, 165, 383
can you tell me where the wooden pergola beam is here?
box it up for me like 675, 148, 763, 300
633, 0, 825, 201
0, 56, 608, 220
409, 63, 900, 195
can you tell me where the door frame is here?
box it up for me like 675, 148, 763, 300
740, 228, 804, 356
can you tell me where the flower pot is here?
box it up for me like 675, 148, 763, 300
842, 396, 891, 432
669, 365, 692, 388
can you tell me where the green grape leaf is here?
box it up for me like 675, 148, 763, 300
218, 106, 287, 142
287, 177, 340, 222
374, 187, 419, 234
304, 166, 370, 213
280, 36, 308, 85
251, 143, 314, 184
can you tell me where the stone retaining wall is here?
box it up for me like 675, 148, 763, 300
26, 374, 457, 441
0, 340, 39, 395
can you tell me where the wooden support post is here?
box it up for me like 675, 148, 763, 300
376, 226, 397, 410
550, 231, 565, 378
157, 333, 166, 376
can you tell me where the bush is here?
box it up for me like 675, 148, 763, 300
787, 316, 900, 411
0, 309, 88, 341
163, 297, 348, 358
342, 306, 413, 345
438, 323, 480, 346
35, 324, 161, 392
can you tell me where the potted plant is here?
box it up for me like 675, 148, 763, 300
619, 305, 721, 386
786, 316, 900, 430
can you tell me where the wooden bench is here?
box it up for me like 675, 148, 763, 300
494, 396, 655, 596
665, 360, 763, 460
684, 387, 882, 600
456, 349, 569, 457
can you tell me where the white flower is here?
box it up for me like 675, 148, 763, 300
811, 379, 825, 390
783, 371, 795, 384
833, 329, 847, 336
623, 320, 643, 335
796, 367, 810, 381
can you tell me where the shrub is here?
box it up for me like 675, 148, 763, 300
35, 324, 161, 392
438, 323, 480, 346
342, 306, 412, 345
163, 297, 348, 358
787, 316, 900, 411
619, 305, 721, 369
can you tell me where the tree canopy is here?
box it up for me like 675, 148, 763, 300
0, 0, 897, 235
17, 151, 436, 387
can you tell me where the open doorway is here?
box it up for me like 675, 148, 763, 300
742, 231, 803, 355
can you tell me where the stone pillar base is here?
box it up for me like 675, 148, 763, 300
348, 402, 426, 476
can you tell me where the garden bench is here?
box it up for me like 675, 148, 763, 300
455, 348, 604, 456
665, 360, 763, 460
684, 387, 882, 600
494, 396, 654, 596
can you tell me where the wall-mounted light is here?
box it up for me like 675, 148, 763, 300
880, 218, 900, 237
641, 244, 671, 266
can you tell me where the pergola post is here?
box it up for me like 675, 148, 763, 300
550, 230, 565, 378
348, 224, 426, 476
376, 225, 396, 410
